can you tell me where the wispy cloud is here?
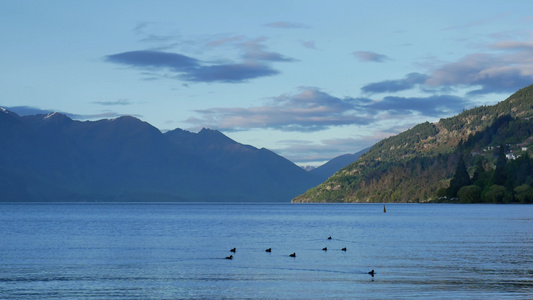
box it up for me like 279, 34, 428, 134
185, 62, 279, 82
69, 111, 137, 120
443, 12, 511, 30
362, 73, 429, 94
490, 41, 533, 51
105, 49, 285, 83
276, 136, 383, 165
4, 106, 131, 120
187, 88, 371, 132
206, 35, 245, 47
106, 35, 295, 83
186, 87, 469, 132
368, 95, 468, 117
302, 41, 316, 49
353, 51, 391, 63
264, 21, 309, 29
240, 37, 296, 62
425, 49, 533, 95
131, 22, 182, 50
361, 38, 533, 96
92, 99, 132, 106
106, 50, 198, 71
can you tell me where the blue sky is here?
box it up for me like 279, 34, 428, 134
2, 1, 533, 166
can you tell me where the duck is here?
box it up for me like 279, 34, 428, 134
225, 255, 233, 260
230, 248, 236, 253
368, 270, 375, 277
322, 247, 327, 251
289, 252, 296, 257
265, 248, 272, 252
327, 236, 332, 240
341, 247, 347, 251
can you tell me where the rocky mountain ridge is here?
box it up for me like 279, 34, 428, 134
0, 110, 324, 202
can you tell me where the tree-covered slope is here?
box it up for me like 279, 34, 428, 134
293, 84, 533, 203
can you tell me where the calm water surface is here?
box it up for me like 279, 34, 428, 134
0, 203, 532, 299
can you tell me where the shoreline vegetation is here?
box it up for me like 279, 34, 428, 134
432, 143, 533, 204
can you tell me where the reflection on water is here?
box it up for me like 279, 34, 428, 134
0, 203, 532, 299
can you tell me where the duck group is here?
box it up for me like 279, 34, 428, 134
225, 236, 350, 258
223, 236, 374, 277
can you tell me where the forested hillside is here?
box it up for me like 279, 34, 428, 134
293, 84, 533, 203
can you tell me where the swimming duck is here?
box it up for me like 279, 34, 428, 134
289, 252, 296, 257
341, 247, 347, 251
368, 270, 375, 277
230, 248, 236, 253
265, 248, 272, 252
322, 247, 327, 251
225, 255, 233, 260
327, 236, 332, 240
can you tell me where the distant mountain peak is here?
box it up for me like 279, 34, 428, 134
39, 112, 73, 126
197, 127, 238, 145
308, 148, 370, 181
0, 107, 19, 118
105, 115, 158, 128
0, 107, 23, 126
114, 115, 136, 121
301, 165, 316, 172
0, 106, 19, 117
199, 127, 224, 135
44, 112, 65, 120
107, 115, 143, 124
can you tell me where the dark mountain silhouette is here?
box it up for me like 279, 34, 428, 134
0, 109, 321, 202
309, 148, 370, 181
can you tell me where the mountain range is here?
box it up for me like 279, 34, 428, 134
308, 148, 369, 179
8, 82, 529, 204
293, 84, 533, 203
1, 109, 340, 202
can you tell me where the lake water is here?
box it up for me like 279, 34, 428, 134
0, 203, 532, 299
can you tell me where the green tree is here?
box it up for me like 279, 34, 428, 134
458, 185, 481, 203
447, 154, 472, 198
509, 153, 533, 186
471, 158, 485, 184
436, 188, 447, 198
484, 184, 510, 203
514, 184, 533, 204
492, 144, 507, 185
